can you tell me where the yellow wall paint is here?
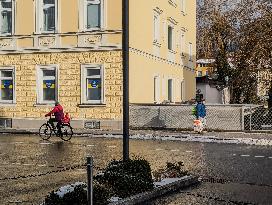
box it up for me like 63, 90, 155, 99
16, 0, 34, 35
17, 38, 34, 48
59, 0, 78, 32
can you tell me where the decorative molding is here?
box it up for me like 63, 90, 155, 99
38, 36, 57, 47
168, 0, 177, 8
154, 7, 163, 15
0, 38, 16, 50
168, 17, 178, 26
130, 47, 194, 71
78, 34, 102, 47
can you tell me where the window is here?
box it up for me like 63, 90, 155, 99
0, 68, 15, 103
168, 79, 173, 102
82, 0, 103, 30
36, 0, 57, 33
189, 42, 193, 61
37, 66, 58, 104
81, 65, 104, 104
180, 31, 185, 54
168, 26, 173, 50
197, 71, 202, 77
0, 0, 14, 35
153, 14, 160, 43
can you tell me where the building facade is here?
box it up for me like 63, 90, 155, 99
195, 59, 215, 77
0, 0, 196, 129
129, 0, 196, 104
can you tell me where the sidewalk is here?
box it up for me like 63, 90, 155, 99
0, 127, 272, 141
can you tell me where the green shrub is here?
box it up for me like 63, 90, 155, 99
44, 183, 110, 205
95, 157, 154, 198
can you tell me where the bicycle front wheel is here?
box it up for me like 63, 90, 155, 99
60, 124, 73, 141
39, 123, 52, 140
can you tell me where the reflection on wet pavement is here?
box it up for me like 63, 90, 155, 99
0, 134, 271, 204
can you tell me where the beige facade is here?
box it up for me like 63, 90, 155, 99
0, 0, 196, 129
130, 0, 196, 104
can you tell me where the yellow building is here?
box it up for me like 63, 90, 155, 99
195, 59, 215, 77
130, 0, 196, 104
0, 0, 196, 129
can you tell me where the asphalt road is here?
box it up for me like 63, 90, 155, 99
0, 134, 271, 205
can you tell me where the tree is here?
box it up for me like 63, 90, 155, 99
197, 0, 272, 103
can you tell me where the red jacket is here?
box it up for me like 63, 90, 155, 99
45, 104, 64, 122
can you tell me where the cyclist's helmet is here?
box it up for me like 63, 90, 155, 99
55, 101, 60, 106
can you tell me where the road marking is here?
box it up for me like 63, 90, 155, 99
87, 144, 95, 147
241, 155, 250, 157
155, 148, 164, 151
255, 156, 265, 158
232, 154, 237, 156
185, 151, 193, 153
170, 149, 179, 152
22, 163, 34, 166
268, 157, 272, 159
107, 145, 117, 148
38, 164, 47, 167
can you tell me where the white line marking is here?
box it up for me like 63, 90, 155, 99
171, 149, 179, 152
22, 164, 34, 166
155, 148, 164, 151
185, 151, 193, 153
107, 146, 117, 148
232, 154, 237, 156
268, 157, 272, 159
241, 155, 250, 157
255, 156, 265, 158
87, 144, 95, 147
38, 164, 47, 167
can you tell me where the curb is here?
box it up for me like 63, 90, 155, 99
108, 175, 199, 205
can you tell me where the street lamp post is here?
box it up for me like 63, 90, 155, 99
122, 0, 129, 161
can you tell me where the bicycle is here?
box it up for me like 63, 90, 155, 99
39, 115, 73, 141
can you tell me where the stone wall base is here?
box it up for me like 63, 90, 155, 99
4, 118, 122, 130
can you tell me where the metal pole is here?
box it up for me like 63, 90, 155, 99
122, 0, 129, 161
249, 106, 252, 131
87, 156, 93, 205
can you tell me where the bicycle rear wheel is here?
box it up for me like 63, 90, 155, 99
60, 124, 73, 141
39, 123, 52, 140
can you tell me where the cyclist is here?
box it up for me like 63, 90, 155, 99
45, 101, 64, 135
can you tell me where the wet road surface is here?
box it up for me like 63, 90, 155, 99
0, 134, 271, 204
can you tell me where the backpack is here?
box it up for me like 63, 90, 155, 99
192, 106, 197, 117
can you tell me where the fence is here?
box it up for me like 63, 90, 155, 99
130, 104, 272, 132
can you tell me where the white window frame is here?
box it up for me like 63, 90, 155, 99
154, 76, 160, 103
0, 0, 15, 35
153, 11, 160, 43
181, 80, 185, 101
180, 31, 185, 55
181, 0, 186, 14
81, 64, 104, 104
35, 0, 58, 33
0, 67, 15, 104
79, 0, 104, 31
36, 65, 58, 104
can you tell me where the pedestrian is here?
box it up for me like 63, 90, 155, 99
45, 101, 64, 134
196, 98, 206, 128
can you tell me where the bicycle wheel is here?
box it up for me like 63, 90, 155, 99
39, 123, 52, 140
60, 124, 73, 141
